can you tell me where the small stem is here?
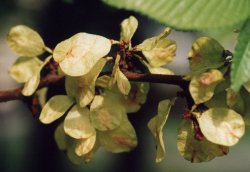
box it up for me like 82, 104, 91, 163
223, 50, 233, 57
44, 46, 53, 54
110, 39, 120, 45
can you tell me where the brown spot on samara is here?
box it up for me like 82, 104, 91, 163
192, 53, 202, 64
66, 48, 74, 58
229, 131, 240, 140
112, 135, 129, 146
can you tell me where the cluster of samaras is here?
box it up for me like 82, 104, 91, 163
6, 16, 248, 164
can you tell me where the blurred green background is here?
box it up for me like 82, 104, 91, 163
0, 0, 249, 172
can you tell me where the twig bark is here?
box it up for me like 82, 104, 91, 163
124, 71, 188, 87
0, 72, 188, 103
0, 73, 64, 102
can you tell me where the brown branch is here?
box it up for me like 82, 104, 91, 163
0, 73, 64, 102
0, 87, 23, 102
0, 71, 188, 103
124, 71, 188, 88
125, 71, 193, 109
